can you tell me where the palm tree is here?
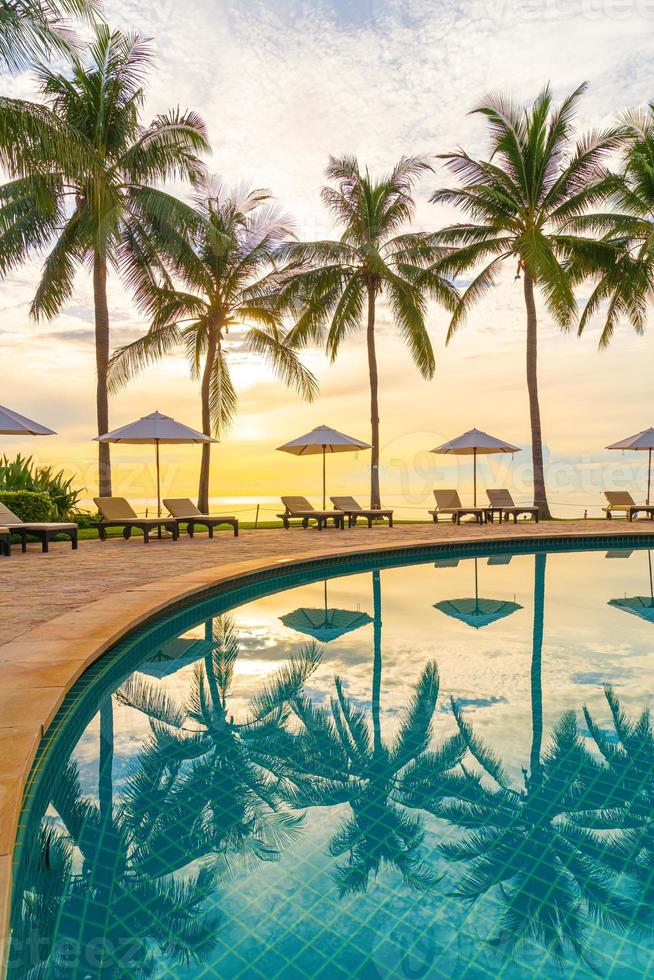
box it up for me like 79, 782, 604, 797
0, 0, 97, 73
281, 156, 458, 509
11, 748, 220, 976
286, 573, 463, 894
581, 687, 654, 929
430, 84, 623, 518
572, 103, 654, 347
117, 616, 319, 872
415, 556, 633, 968
0, 26, 209, 495
109, 179, 318, 511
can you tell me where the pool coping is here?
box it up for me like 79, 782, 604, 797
2, 524, 654, 970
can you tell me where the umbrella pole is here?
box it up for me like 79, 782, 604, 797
322, 447, 326, 509
648, 449, 652, 507
155, 440, 161, 518
473, 448, 477, 507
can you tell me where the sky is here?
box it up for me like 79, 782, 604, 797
1, 0, 654, 518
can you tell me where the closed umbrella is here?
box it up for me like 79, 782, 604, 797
281, 581, 373, 642
434, 558, 523, 629
606, 428, 654, 505
431, 428, 521, 506
0, 404, 55, 436
277, 424, 370, 508
95, 411, 217, 517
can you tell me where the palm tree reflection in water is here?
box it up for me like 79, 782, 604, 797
285, 571, 464, 896
13, 566, 654, 977
410, 555, 644, 972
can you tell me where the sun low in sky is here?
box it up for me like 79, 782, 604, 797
2, 0, 653, 518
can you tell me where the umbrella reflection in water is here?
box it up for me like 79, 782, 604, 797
434, 556, 523, 629
280, 581, 373, 643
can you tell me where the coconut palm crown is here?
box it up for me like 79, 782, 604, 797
570, 103, 654, 347
0, 0, 98, 73
281, 155, 458, 509
430, 83, 623, 518
0, 26, 210, 495
109, 178, 318, 511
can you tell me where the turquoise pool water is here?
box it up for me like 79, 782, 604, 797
9, 542, 654, 978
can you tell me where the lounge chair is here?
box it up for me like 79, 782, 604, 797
163, 498, 239, 537
0, 501, 77, 552
330, 496, 394, 528
0, 527, 11, 557
277, 496, 345, 530
93, 497, 179, 543
485, 489, 539, 524
603, 491, 654, 522
429, 490, 485, 525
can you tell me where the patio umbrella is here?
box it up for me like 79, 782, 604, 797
0, 404, 55, 436
138, 637, 206, 678
608, 550, 654, 624
431, 428, 520, 506
277, 424, 371, 508
280, 581, 373, 643
606, 428, 654, 505
95, 411, 217, 517
434, 557, 523, 629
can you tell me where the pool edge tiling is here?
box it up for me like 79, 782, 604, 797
3, 521, 654, 973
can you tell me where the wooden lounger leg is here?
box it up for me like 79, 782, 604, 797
143, 527, 150, 543
41, 533, 49, 553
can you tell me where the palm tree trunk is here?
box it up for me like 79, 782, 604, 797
523, 272, 551, 520
198, 326, 218, 512
371, 570, 382, 754
99, 696, 114, 821
93, 253, 112, 497
367, 282, 381, 510
528, 553, 546, 789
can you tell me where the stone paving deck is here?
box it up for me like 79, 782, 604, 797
1, 518, 654, 966
3, 519, 654, 645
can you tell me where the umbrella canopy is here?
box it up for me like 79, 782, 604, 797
606, 428, 654, 505
608, 596, 654, 625
95, 411, 217, 516
137, 637, 206, 678
433, 557, 523, 629
0, 404, 55, 436
609, 550, 654, 624
281, 607, 373, 643
277, 424, 371, 508
435, 596, 523, 629
281, 580, 373, 642
431, 428, 520, 506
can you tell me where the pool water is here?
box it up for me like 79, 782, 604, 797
9, 544, 654, 978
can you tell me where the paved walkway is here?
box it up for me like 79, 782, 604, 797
2, 519, 653, 645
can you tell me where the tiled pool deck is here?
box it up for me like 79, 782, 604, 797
2, 518, 654, 968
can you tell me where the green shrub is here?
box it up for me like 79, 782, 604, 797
0, 454, 84, 519
0, 490, 53, 522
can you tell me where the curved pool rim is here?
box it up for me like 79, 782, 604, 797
4, 526, 654, 970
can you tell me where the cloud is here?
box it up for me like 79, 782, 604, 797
1, 0, 654, 508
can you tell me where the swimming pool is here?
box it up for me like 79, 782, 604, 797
9, 541, 654, 978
